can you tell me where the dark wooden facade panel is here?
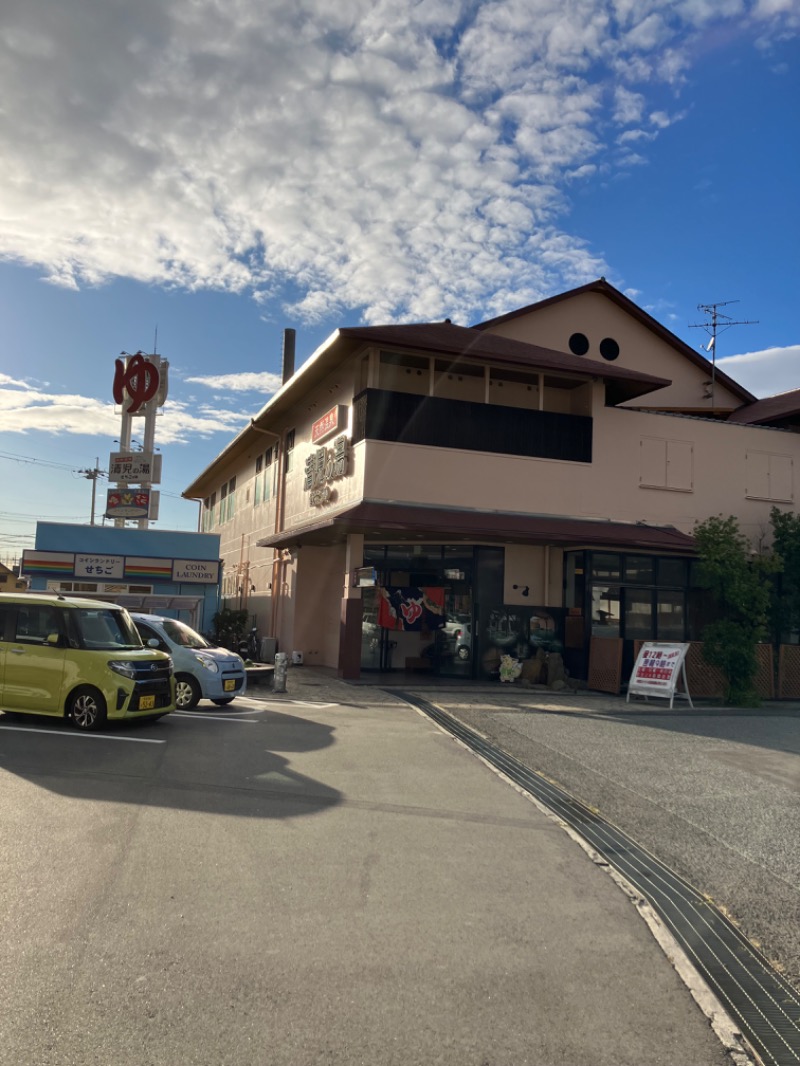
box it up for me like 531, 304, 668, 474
353, 389, 592, 463
587, 637, 623, 694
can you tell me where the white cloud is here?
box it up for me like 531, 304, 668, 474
0, 0, 795, 326
0, 381, 253, 444
617, 127, 658, 143
621, 12, 670, 50
753, 0, 800, 30
613, 85, 646, 123
718, 345, 800, 397
185, 371, 284, 393
0, 373, 37, 390
649, 108, 688, 129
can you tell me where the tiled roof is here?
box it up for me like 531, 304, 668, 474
727, 389, 800, 425
337, 320, 671, 403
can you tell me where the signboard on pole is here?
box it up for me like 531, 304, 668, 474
627, 642, 693, 709
108, 451, 161, 483
105, 489, 150, 519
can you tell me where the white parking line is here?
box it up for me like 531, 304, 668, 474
0, 725, 165, 743
174, 712, 258, 722
253, 700, 339, 709
193, 706, 263, 715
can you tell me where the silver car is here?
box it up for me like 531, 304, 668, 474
131, 613, 247, 710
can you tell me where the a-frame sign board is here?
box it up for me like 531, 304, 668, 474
626, 642, 693, 709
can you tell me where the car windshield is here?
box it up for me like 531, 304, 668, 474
76, 607, 143, 650
161, 618, 212, 649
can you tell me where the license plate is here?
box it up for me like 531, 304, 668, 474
138, 695, 156, 710
223, 679, 236, 692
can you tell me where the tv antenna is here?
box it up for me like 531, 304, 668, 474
689, 300, 758, 409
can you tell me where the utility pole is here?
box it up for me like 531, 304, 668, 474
690, 301, 758, 410
78, 460, 106, 525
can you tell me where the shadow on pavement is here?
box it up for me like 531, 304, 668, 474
0, 706, 342, 819
493, 696, 800, 759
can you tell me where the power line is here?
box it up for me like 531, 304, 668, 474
0, 511, 89, 520
0, 449, 87, 472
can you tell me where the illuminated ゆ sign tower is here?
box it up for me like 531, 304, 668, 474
107, 352, 168, 529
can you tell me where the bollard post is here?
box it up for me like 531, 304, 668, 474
272, 651, 288, 693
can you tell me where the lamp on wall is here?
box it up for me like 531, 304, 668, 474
513, 584, 530, 597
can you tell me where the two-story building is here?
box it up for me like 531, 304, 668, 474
183, 279, 799, 684
0, 562, 27, 593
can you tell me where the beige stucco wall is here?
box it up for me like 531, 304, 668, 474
293, 544, 347, 666
362, 407, 797, 545
209, 358, 366, 635
482, 291, 743, 412
504, 545, 563, 605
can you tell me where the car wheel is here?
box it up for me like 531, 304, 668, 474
211, 698, 234, 706
68, 686, 108, 731
457, 646, 470, 661
175, 674, 201, 710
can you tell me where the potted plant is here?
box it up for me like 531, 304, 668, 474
499, 654, 522, 683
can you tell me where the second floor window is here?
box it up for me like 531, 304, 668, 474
220, 477, 236, 522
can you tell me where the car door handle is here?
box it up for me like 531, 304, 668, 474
10, 648, 25, 654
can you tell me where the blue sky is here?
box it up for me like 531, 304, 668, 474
1, 0, 798, 565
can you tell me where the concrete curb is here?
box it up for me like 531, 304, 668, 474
415, 699, 759, 1066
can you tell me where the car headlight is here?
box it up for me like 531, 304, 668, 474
193, 654, 219, 673
109, 660, 137, 680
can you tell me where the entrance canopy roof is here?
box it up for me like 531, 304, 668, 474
115, 595, 204, 612
257, 501, 696, 554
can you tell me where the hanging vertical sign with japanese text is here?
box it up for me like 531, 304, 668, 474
304, 434, 349, 506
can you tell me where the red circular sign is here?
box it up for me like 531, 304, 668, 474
113, 353, 160, 414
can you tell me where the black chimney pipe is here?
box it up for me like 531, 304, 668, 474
281, 328, 296, 384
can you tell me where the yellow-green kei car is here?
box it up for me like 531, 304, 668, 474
0, 593, 175, 731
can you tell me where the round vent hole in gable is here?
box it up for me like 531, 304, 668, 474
568, 332, 589, 355
600, 337, 620, 361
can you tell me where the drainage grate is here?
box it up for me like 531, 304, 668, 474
396, 691, 800, 1066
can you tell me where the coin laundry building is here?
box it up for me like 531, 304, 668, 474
22, 524, 221, 634
183, 279, 800, 684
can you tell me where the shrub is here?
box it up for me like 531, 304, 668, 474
694, 515, 776, 706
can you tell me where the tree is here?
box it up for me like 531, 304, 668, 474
693, 515, 777, 706
769, 507, 800, 643
211, 606, 249, 648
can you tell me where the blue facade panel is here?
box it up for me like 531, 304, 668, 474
29, 523, 222, 633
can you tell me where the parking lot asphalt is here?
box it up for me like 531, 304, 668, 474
257, 666, 800, 1002
2, 676, 747, 1066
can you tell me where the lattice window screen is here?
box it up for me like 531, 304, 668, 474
587, 637, 623, 694
779, 645, 800, 698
